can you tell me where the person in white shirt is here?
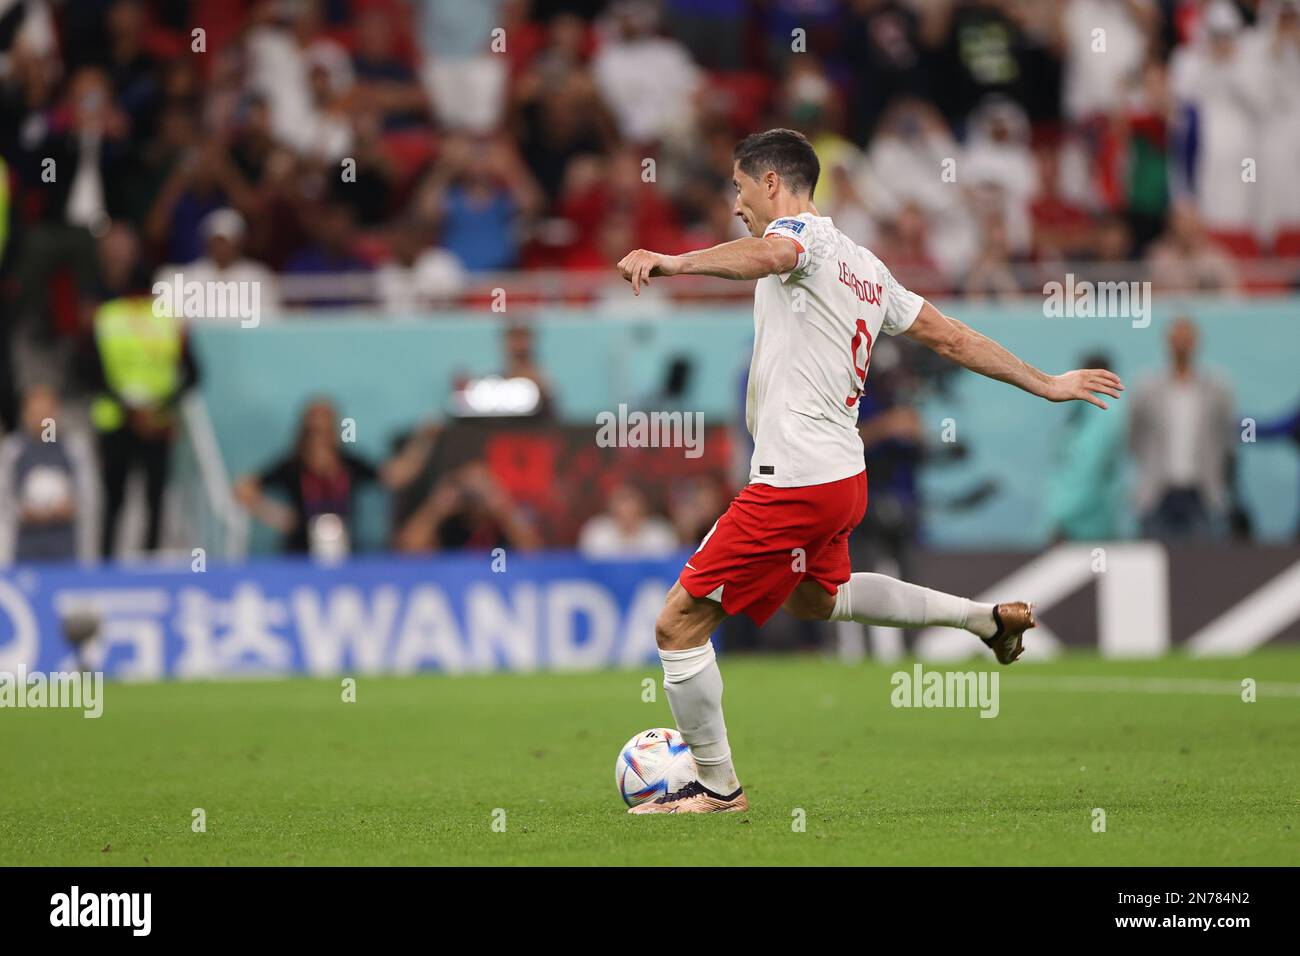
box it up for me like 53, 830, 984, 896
374, 217, 466, 315
1062, 0, 1157, 122
155, 208, 280, 323
1129, 317, 1234, 539
578, 484, 680, 558
591, 0, 701, 145
1169, 1, 1266, 233
616, 128, 1124, 813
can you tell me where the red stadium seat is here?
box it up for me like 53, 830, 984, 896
382, 130, 439, 187
702, 71, 773, 132
48, 269, 80, 339
1205, 230, 1261, 260
187, 0, 250, 70
1273, 229, 1300, 258
352, 232, 393, 266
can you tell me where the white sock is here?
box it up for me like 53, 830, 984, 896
659, 642, 740, 796
828, 572, 998, 639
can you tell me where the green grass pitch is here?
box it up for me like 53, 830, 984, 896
3, 650, 1298, 866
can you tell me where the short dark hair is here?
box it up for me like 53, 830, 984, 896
733, 128, 820, 197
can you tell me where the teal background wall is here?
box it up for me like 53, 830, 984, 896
191, 296, 1300, 552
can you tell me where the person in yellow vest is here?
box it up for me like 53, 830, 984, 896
86, 293, 199, 559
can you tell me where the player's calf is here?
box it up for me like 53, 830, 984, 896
813, 574, 1036, 664
655, 581, 725, 650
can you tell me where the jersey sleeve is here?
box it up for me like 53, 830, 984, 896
879, 260, 924, 336
762, 217, 814, 282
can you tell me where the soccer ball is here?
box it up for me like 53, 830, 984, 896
615, 728, 697, 807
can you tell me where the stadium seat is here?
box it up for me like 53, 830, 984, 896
1205, 230, 1261, 260
1273, 228, 1300, 258
381, 130, 440, 188
702, 72, 773, 132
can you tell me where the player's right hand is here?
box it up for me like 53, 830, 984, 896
1042, 368, 1125, 410
617, 249, 682, 295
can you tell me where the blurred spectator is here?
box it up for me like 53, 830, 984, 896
0, 384, 96, 564
15, 67, 128, 334
1255, 392, 1300, 538
144, 139, 258, 267
578, 483, 679, 557
500, 321, 555, 417
961, 215, 1021, 299
1251, 0, 1300, 244
1062, 0, 1156, 124
846, 0, 933, 142
822, 161, 878, 250
592, 0, 702, 145
963, 96, 1036, 256
417, 0, 508, 133
284, 202, 372, 307
1118, 58, 1171, 251
351, 4, 428, 131
394, 459, 541, 552
235, 397, 422, 555
89, 222, 150, 310
1129, 317, 1234, 540
96, 0, 162, 139
1168, 0, 1263, 234
155, 209, 281, 321
665, 0, 745, 71
327, 111, 398, 227
83, 281, 200, 559
415, 134, 543, 272
864, 97, 977, 279
931, 0, 1055, 125
783, 58, 869, 234
512, 14, 616, 204
1044, 351, 1127, 539
375, 217, 466, 314
1030, 139, 1094, 261
669, 474, 731, 546
873, 202, 942, 296
245, 0, 354, 159
852, 349, 924, 568
1146, 201, 1237, 291
553, 148, 684, 269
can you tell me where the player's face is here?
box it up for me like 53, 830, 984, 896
732, 163, 769, 238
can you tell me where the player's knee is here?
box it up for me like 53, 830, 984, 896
811, 587, 837, 620
786, 584, 836, 621
654, 610, 688, 651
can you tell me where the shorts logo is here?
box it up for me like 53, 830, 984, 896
759, 465, 775, 475
769, 218, 806, 234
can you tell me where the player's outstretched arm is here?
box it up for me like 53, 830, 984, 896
617, 237, 799, 294
904, 300, 1124, 410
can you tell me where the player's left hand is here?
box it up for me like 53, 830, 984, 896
617, 249, 682, 295
1042, 368, 1125, 410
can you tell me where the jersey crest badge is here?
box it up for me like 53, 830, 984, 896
769, 218, 806, 234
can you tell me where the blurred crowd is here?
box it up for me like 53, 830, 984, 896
4, 0, 1300, 327
2, 0, 1300, 564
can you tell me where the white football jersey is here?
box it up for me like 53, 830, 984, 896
745, 212, 924, 488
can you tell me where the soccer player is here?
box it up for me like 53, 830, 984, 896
616, 129, 1124, 814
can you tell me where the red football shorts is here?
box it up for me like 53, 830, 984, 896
679, 470, 867, 626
